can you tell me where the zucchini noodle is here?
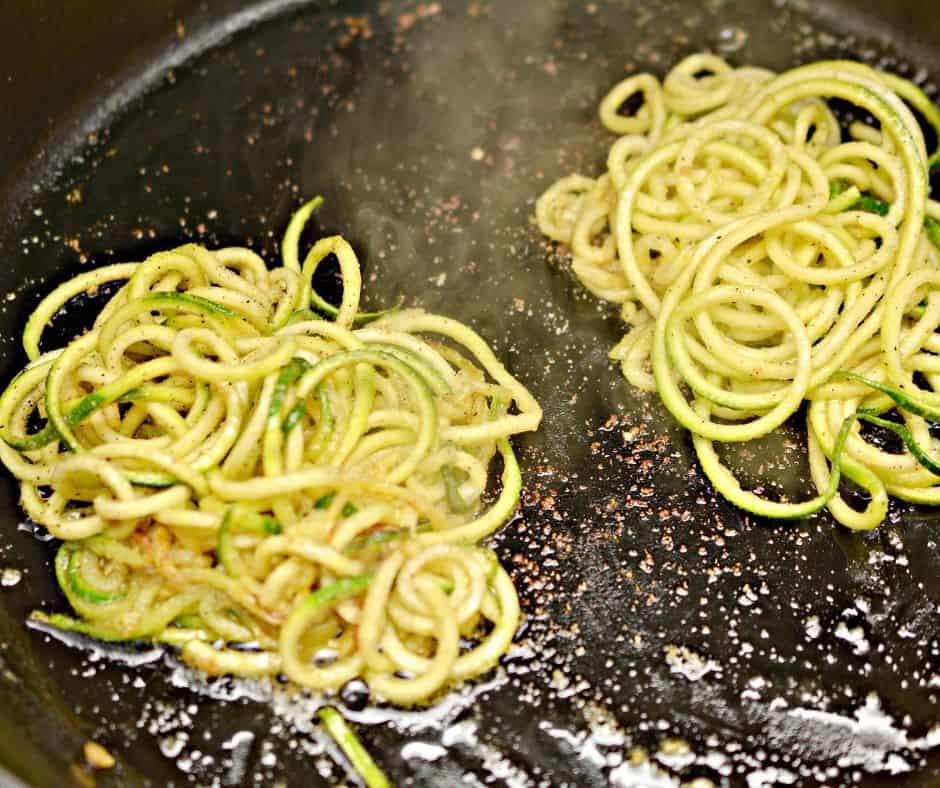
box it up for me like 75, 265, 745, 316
2, 199, 542, 714
537, 54, 940, 530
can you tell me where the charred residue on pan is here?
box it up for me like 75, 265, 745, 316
0, 0, 940, 786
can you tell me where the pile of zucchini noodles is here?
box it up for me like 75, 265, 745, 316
538, 54, 940, 530
0, 198, 542, 713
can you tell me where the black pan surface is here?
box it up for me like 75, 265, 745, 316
1, 1, 940, 785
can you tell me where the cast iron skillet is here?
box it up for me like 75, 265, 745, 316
2, 1, 940, 785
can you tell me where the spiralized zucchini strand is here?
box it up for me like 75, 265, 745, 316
4, 198, 542, 722
537, 53, 940, 530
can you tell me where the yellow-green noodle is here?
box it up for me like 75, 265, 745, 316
1, 199, 542, 715
537, 54, 940, 530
